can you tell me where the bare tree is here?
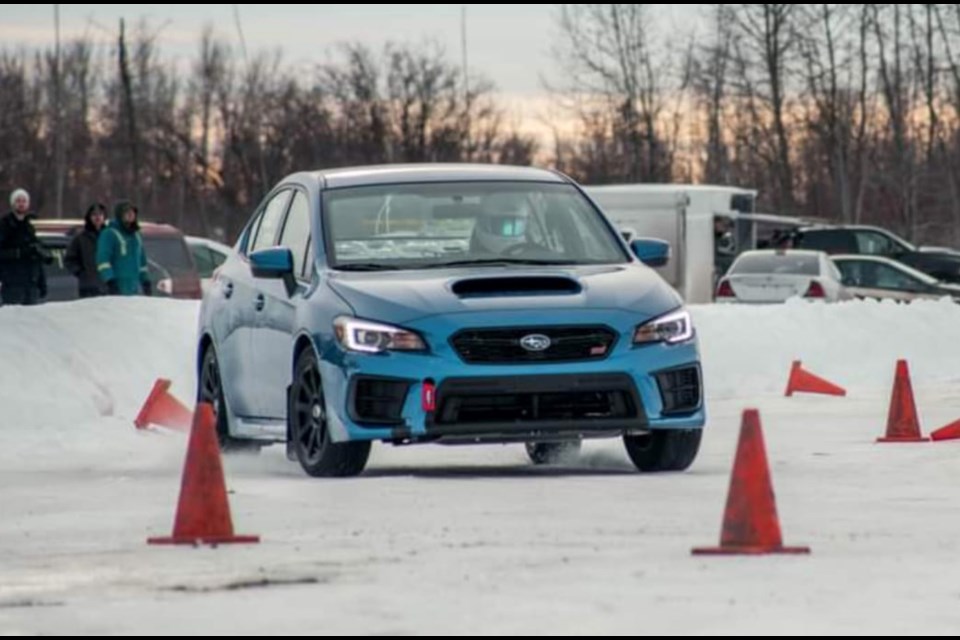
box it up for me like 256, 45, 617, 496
551, 4, 677, 183
797, 4, 865, 222
385, 43, 464, 162
869, 3, 918, 238
933, 3, 960, 244
853, 3, 875, 223
693, 5, 735, 185
117, 19, 140, 202
730, 4, 800, 213
0, 54, 44, 203
55, 39, 97, 212
53, 5, 64, 216
495, 131, 538, 166
322, 44, 388, 165
187, 26, 229, 235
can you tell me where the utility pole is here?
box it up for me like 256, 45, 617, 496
461, 5, 471, 158
232, 4, 268, 194
54, 4, 65, 217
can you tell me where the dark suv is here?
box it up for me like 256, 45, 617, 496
34, 220, 202, 300
790, 225, 960, 284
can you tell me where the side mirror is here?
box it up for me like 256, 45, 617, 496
250, 247, 296, 296
630, 238, 671, 268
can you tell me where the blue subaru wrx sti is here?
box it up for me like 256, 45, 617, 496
196, 164, 704, 477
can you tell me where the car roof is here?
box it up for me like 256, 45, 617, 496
32, 218, 185, 237
283, 163, 569, 190
35, 231, 69, 244
735, 248, 825, 258
186, 235, 233, 254
799, 224, 896, 234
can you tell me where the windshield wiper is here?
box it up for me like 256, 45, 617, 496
421, 258, 578, 269
334, 263, 403, 271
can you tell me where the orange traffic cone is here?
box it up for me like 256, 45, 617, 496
693, 409, 810, 555
931, 418, 960, 442
148, 403, 259, 546
784, 361, 846, 397
135, 378, 193, 431
877, 360, 929, 443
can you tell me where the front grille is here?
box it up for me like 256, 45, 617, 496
655, 366, 702, 415
432, 373, 640, 427
441, 390, 636, 424
450, 326, 617, 364
350, 376, 411, 425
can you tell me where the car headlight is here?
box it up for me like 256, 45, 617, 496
334, 317, 426, 353
633, 309, 694, 345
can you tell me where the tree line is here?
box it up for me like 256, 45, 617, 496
4, 6, 960, 247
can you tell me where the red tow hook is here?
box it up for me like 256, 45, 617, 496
422, 380, 436, 413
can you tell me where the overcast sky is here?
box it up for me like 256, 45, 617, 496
3, 4, 702, 95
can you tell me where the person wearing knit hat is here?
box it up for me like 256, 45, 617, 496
0, 188, 49, 305
9, 189, 29, 211
96, 199, 152, 296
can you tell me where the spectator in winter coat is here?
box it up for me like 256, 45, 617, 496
64, 202, 108, 298
96, 200, 152, 296
0, 188, 50, 306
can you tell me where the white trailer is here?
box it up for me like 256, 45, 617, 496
584, 184, 799, 303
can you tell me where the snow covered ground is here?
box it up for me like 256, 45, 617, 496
2, 297, 959, 634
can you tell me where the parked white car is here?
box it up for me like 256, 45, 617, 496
715, 249, 849, 303
186, 236, 233, 294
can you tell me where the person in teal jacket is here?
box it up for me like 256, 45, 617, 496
96, 200, 152, 296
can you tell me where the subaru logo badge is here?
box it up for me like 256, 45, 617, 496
520, 334, 551, 352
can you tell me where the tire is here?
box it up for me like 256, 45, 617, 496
623, 429, 702, 472
289, 349, 370, 477
198, 346, 262, 454
525, 440, 582, 465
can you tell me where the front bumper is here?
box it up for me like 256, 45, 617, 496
319, 329, 704, 443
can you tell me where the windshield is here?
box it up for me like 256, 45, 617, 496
322, 181, 628, 270
143, 236, 195, 277
730, 252, 821, 276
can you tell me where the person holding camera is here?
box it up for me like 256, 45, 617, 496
0, 188, 50, 306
